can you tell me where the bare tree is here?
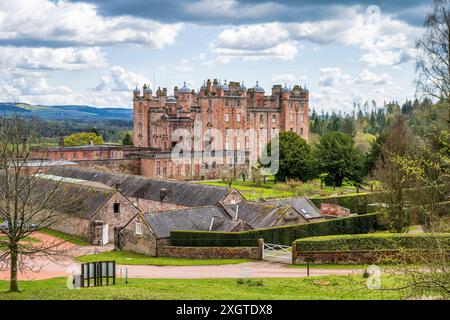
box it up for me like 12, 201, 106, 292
0, 114, 81, 292
417, 0, 450, 127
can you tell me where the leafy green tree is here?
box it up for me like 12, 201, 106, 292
266, 131, 313, 182
122, 133, 133, 145
313, 131, 364, 188
364, 132, 386, 176
64, 132, 104, 146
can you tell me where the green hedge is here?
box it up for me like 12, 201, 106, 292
171, 212, 384, 247
310, 186, 450, 214
295, 233, 450, 252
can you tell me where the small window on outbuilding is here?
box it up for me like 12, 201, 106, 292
113, 203, 120, 213
135, 222, 142, 235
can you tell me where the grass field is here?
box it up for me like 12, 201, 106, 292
196, 179, 365, 200
40, 229, 90, 246
0, 275, 405, 300
76, 250, 253, 266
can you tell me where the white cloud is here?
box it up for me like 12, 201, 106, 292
0, 46, 107, 70
93, 66, 149, 92
318, 68, 351, 87
0, 0, 182, 49
355, 69, 392, 85
211, 6, 422, 66
271, 73, 296, 83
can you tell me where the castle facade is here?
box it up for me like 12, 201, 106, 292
133, 79, 309, 179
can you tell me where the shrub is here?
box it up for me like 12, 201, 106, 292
295, 233, 450, 253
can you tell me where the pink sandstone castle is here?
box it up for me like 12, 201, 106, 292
133, 79, 309, 179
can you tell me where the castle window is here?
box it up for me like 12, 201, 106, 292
212, 161, 217, 168
225, 113, 229, 122
246, 113, 250, 122
300, 114, 304, 122
113, 203, 120, 214
301, 128, 304, 136
208, 114, 212, 123
205, 163, 209, 170
272, 115, 276, 123
237, 99, 240, 107
72, 153, 77, 160
237, 113, 241, 122
260, 114, 264, 122
225, 99, 229, 106
290, 114, 294, 122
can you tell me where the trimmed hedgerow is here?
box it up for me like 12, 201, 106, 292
171, 212, 384, 247
294, 233, 450, 253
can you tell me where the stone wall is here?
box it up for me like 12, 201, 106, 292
50, 215, 90, 240
118, 215, 157, 256
158, 246, 259, 259
94, 192, 141, 242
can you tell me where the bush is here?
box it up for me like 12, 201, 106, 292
295, 233, 450, 252
171, 213, 384, 247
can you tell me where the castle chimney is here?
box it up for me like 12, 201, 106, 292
115, 183, 121, 191
160, 188, 169, 202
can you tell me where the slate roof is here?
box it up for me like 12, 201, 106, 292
0, 175, 114, 220
48, 167, 231, 207
268, 197, 323, 219
143, 206, 230, 238
223, 202, 293, 229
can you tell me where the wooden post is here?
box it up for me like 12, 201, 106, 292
258, 238, 264, 260
291, 241, 297, 265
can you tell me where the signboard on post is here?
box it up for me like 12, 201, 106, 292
80, 261, 116, 287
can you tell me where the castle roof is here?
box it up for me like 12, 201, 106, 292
253, 81, 265, 93
178, 82, 191, 93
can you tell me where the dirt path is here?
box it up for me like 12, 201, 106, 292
119, 262, 362, 279
0, 232, 112, 281
1, 232, 362, 281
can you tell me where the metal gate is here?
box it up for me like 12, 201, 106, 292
263, 243, 292, 264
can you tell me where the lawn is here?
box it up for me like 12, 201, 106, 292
0, 275, 406, 300
40, 228, 91, 246
196, 179, 365, 201
76, 250, 253, 266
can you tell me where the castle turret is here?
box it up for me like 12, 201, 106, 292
133, 86, 140, 100
143, 84, 152, 100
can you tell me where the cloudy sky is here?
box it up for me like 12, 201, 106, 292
0, 0, 430, 112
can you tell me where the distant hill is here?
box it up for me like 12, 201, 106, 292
0, 103, 133, 121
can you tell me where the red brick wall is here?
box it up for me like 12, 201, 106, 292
320, 203, 351, 217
